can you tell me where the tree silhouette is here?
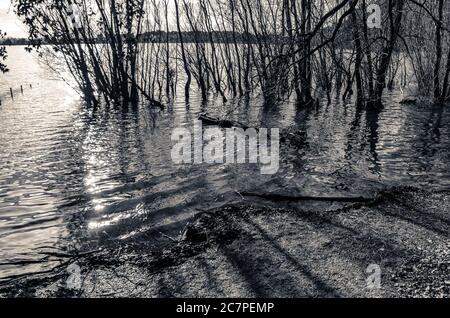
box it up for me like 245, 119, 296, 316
0, 30, 8, 73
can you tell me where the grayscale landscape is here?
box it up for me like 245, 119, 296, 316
0, 0, 449, 298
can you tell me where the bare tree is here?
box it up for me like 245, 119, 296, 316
12, 0, 450, 110
14, 0, 162, 107
0, 30, 8, 73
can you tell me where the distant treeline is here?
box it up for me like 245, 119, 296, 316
0, 37, 29, 46
0, 31, 317, 46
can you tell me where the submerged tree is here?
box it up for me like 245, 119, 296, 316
0, 30, 8, 73
406, 0, 450, 104
347, 0, 406, 108
14, 0, 162, 107
11, 0, 450, 109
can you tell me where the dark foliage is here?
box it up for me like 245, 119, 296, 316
0, 30, 8, 73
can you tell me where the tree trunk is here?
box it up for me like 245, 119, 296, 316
174, 0, 191, 101
373, 0, 405, 109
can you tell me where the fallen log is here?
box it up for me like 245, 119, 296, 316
241, 192, 374, 203
198, 113, 252, 130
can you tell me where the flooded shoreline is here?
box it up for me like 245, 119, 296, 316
1, 47, 450, 283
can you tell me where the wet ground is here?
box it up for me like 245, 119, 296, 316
1, 187, 449, 298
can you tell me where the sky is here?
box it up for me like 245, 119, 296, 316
0, 0, 195, 37
0, 0, 27, 38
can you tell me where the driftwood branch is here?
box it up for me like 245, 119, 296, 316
241, 192, 374, 203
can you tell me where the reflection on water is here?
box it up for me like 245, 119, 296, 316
0, 47, 449, 280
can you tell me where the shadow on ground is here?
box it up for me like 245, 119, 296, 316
1, 187, 449, 298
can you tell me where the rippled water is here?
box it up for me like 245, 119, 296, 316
0, 46, 449, 280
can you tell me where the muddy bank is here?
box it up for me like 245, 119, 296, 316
0, 187, 449, 298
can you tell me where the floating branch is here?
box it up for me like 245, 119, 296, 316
198, 113, 252, 130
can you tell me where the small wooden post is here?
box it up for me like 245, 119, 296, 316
21, 85, 24, 94
10, 88, 14, 99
